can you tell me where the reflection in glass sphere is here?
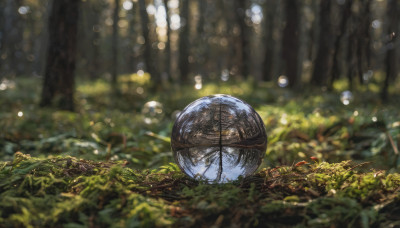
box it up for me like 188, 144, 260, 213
142, 101, 164, 124
171, 94, 267, 183
340, 91, 353, 105
278, 75, 289, 87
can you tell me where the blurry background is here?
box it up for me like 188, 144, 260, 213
0, 0, 398, 94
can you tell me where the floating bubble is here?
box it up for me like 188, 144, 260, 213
340, 91, 353, 105
221, 69, 229, 81
278, 75, 289, 88
142, 101, 164, 124
171, 94, 267, 183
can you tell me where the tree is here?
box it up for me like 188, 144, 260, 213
139, 0, 158, 86
234, 0, 250, 78
281, 0, 301, 88
163, 0, 171, 82
262, 0, 278, 82
179, 0, 190, 83
40, 0, 81, 111
0, 0, 24, 76
311, 1, 333, 86
111, 0, 120, 86
381, 0, 399, 101
329, 0, 352, 90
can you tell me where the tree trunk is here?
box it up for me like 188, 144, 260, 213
311, 1, 333, 86
40, 0, 80, 111
0, 1, 5, 72
281, 0, 300, 88
329, 0, 352, 90
139, 0, 158, 85
262, 0, 277, 82
1, 0, 24, 76
195, 0, 206, 78
179, 0, 190, 83
163, 0, 171, 82
128, 2, 137, 73
90, 1, 103, 80
111, 0, 120, 86
234, 0, 249, 79
381, 0, 399, 102
356, 0, 372, 85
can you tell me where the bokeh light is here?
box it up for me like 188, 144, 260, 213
278, 75, 289, 88
221, 69, 229, 81
123, 0, 133, 10
340, 91, 353, 105
194, 75, 202, 90
142, 101, 164, 124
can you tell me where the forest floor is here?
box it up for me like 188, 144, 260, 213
0, 75, 399, 227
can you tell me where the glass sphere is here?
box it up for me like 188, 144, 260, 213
171, 94, 267, 183
142, 101, 164, 124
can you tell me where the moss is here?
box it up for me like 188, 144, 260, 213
1, 153, 399, 227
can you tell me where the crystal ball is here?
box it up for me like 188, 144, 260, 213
171, 94, 267, 183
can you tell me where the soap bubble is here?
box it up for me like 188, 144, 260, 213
171, 94, 267, 183
142, 101, 164, 124
278, 75, 289, 87
340, 91, 353, 105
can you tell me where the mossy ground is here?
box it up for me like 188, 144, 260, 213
1, 154, 399, 227
0, 76, 399, 227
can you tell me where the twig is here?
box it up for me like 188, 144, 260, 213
385, 130, 399, 155
348, 161, 372, 171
